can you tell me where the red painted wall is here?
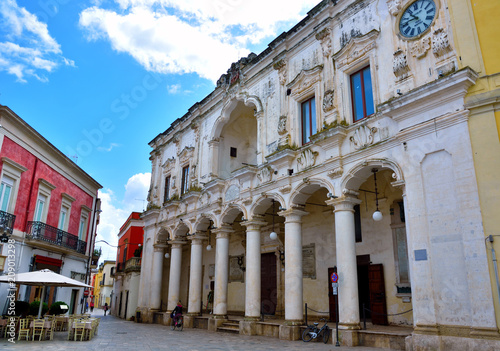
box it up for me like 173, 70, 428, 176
0, 137, 95, 241
116, 212, 144, 264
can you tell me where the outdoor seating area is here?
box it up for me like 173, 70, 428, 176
0, 314, 100, 341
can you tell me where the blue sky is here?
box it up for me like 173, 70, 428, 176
0, 0, 318, 261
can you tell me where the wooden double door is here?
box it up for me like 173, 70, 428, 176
328, 258, 387, 325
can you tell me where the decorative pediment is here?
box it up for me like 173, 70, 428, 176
162, 157, 175, 172
333, 30, 379, 69
296, 149, 319, 172
287, 65, 323, 97
178, 146, 194, 163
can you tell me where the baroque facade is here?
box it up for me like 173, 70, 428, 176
138, 0, 500, 349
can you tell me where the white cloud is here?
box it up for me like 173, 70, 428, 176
0, 0, 73, 82
167, 84, 180, 94
79, 0, 318, 82
95, 172, 151, 262
97, 142, 121, 152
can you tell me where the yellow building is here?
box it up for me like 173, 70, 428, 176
449, 0, 500, 327
92, 269, 102, 308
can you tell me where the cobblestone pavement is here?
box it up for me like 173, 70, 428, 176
3, 309, 388, 351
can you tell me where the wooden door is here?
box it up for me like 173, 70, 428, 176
368, 264, 388, 325
328, 267, 338, 322
261, 252, 277, 315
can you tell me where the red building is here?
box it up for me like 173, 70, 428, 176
0, 105, 102, 314
112, 212, 144, 319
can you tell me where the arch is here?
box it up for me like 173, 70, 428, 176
172, 222, 190, 238
194, 214, 217, 232
155, 227, 171, 244
220, 203, 247, 223
251, 194, 286, 217
210, 93, 263, 141
341, 158, 404, 191
290, 178, 335, 206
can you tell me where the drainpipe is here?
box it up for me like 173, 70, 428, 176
487, 235, 500, 307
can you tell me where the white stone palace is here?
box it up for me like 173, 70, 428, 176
137, 0, 500, 349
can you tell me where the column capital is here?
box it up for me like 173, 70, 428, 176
278, 207, 309, 223
170, 241, 186, 249
326, 195, 362, 212
213, 224, 234, 239
241, 218, 267, 230
153, 244, 167, 252
189, 231, 208, 243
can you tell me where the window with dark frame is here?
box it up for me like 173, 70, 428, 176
230, 147, 237, 158
301, 96, 316, 145
164, 176, 171, 202
181, 165, 190, 195
350, 66, 375, 122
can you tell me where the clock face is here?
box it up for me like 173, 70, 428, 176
399, 0, 437, 38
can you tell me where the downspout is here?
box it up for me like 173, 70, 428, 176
487, 235, 500, 307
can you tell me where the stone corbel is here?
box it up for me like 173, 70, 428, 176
432, 28, 451, 57
296, 149, 318, 172
393, 49, 410, 79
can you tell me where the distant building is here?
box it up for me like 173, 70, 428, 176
111, 212, 144, 320
94, 260, 115, 308
0, 105, 102, 315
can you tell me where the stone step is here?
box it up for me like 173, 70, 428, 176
357, 329, 410, 350
217, 326, 240, 334
221, 322, 240, 328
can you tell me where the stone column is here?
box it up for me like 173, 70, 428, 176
241, 218, 266, 319
187, 234, 206, 315
167, 241, 185, 312
328, 194, 362, 329
150, 244, 166, 310
208, 138, 220, 180
254, 110, 264, 165
280, 208, 308, 324
213, 224, 233, 317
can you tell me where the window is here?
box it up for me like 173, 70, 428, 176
78, 215, 87, 240
34, 194, 47, 222
181, 165, 189, 195
164, 176, 171, 202
230, 147, 237, 158
354, 205, 362, 242
301, 97, 316, 145
391, 200, 410, 295
58, 206, 69, 231
0, 176, 14, 212
350, 66, 374, 122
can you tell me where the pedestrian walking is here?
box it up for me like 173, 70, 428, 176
104, 302, 108, 316
90, 300, 94, 312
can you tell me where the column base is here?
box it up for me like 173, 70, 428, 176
283, 319, 303, 326
338, 329, 359, 347
208, 315, 227, 332
279, 324, 301, 341
184, 314, 200, 328
339, 322, 361, 330
240, 320, 261, 336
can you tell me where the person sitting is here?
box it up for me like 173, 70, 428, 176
171, 301, 183, 326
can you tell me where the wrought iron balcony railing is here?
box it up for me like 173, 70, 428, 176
116, 262, 125, 273
124, 257, 141, 272
26, 221, 87, 255
0, 210, 16, 234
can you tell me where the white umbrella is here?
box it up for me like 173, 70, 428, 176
0, 269, 93, 318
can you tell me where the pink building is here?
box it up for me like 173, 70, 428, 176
0, 105, 102, 314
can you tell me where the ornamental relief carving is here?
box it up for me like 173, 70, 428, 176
393, 49, 410, 78
273, 59, 287, 85
322, 90, 335, 112
350, 125, 378, 150
162, 157, 175, 172
287, 65, 323, 97
178, 146, 194, 163
432, 28, 451, 57
257, 166, 273, 184
386, 0, 402, 16
327, 167, 344, 178
333, 30, 379, 70
278, 115, 288, 135
410, 37, 431, 59
315, 28, 332, 58
297, 149, 319, 172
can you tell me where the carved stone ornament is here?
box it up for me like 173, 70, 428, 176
322, 90, 335, 112
287, 65, 323, 97
327, 167, 344, 178
350, 125, 378, 150
198, 192, 210, 207
257, 166, 273, 184
334, 31, 379, 69
297, 149, 319, 172
386, 0, 402, 16
393, 49, 410, 78
278, 115, 288, 135
279, 185, 292, 194
315, 28, 332, 57
162, 157, 175, 172
410, 37, 431, 59
432, 28, 451, 57
273, 59, 287, 85
178, 146, 194, 163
